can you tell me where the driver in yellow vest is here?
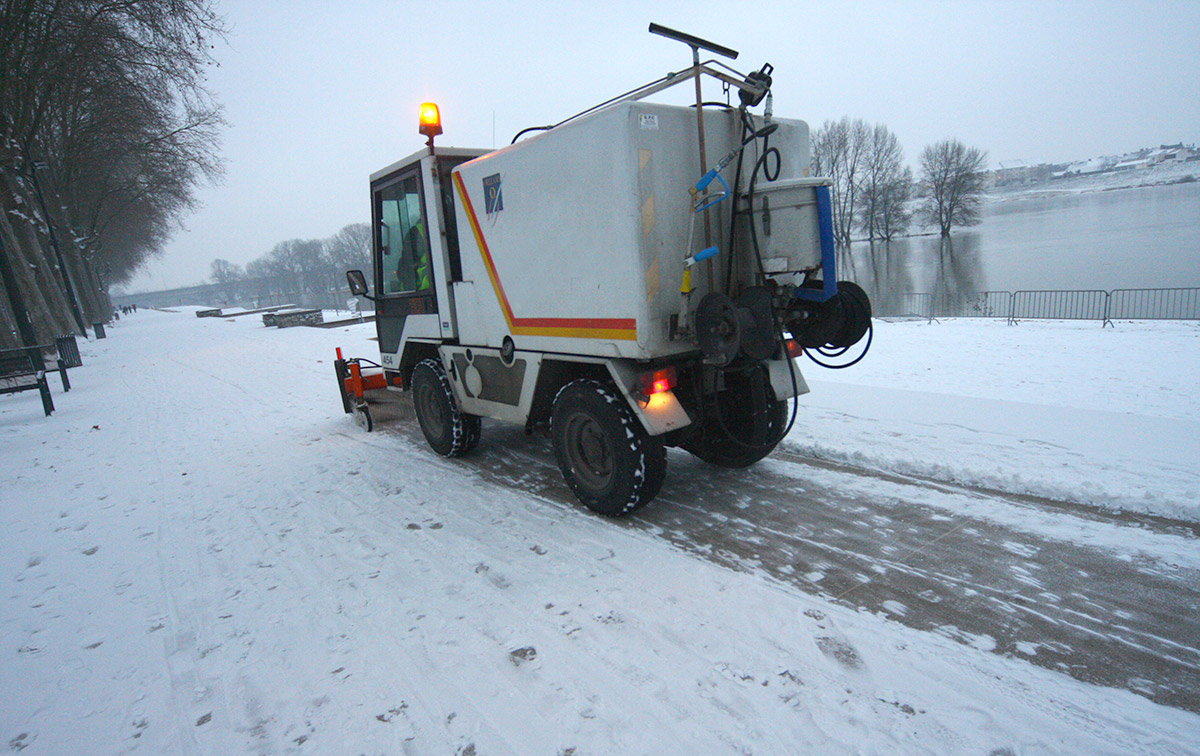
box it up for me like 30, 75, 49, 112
407, 223, 431, 291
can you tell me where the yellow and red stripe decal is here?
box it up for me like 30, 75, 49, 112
452, 172, 637, 341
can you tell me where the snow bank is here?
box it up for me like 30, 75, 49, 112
790, 318, 1200, 522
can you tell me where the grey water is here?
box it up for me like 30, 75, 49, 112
842, 181, 1200, 307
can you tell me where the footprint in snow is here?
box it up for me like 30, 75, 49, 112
509, 646, 538, 666
816, 636, 863, 669
474, 563, 510, 589
9, 732, 33, 751
376, 703, 408, 722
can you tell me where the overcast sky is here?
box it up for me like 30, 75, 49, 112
123, 0, 1200, 292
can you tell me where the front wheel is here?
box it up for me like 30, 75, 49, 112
550, 379, 667, 517
410, 359, 481, 457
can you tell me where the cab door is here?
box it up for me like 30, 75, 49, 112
372, 167, 437, 357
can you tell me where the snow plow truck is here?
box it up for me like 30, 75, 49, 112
335, 24, 872, 516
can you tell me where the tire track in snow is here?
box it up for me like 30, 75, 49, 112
366, 406, 1200, 714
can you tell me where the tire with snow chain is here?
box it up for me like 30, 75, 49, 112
683, 366, 788, 468
411, 359, 481, 457
550, 379, 667, 517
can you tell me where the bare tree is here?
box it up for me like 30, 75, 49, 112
292, 239, 327, 297
209, 258, 242, 304
212, 223, 371, 310
811, 116, 870, 245
244, 257, 282, 306
919, 138, 988, 236
324, 223, 371, 276
856, 124, 913, 240
0, 0, 226, 345
876, 165, 914, 241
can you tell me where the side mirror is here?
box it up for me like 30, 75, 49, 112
346, 269, 371, 298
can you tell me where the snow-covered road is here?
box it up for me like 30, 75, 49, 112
463, 418, 1200, 712
2, 309, 1197, 755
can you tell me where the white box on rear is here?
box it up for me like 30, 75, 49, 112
450, 100, 815, 360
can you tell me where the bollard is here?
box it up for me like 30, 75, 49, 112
93, 321, 106, 339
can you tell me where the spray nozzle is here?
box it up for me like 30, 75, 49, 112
739, 62, 774, 107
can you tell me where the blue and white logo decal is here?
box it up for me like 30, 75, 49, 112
483, 173, 503, 214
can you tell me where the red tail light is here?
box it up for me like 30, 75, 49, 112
784, 339, 804, 358
638, 366, 677, 396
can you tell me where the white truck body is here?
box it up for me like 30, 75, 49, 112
342, 44, 871, 516
448, 101, 819, 359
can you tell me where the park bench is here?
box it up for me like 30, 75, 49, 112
55, 333, 82, 372
0, 333, 79, 407
0, 349, 55, 416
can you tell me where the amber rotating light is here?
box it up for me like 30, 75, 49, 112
419, 102, 443, 147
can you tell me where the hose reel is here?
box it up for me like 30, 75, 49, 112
695, 287, 777, 366
786, 280, 872, 349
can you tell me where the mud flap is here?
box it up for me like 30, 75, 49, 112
767, 357, 809, 401
605, 360, 693, 437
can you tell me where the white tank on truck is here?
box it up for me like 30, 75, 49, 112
336, 24, 872, 516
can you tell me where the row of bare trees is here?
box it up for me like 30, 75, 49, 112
0, 0, 225, 348
811, 117, 987, 243
206, 223, 370, 309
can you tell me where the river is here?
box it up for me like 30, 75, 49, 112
841, 181, 1200, 312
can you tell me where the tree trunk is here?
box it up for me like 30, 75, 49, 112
0, 168, 79, 343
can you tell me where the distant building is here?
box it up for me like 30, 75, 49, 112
1145, 144, 1197, 164
1006, 144, 1198, 185
992, 160, 1056, 188
1113, 156, 1152, 171
1060, 156, 1113, 176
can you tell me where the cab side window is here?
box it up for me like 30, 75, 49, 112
378, 175, 431, 295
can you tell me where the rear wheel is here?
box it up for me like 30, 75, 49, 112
411, 358, 481, 457
683, 366, 789, 468
551, 379, 667, 517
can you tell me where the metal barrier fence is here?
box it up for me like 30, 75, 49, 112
1108, 288, 1200, 320
950, 291, 1012, 318
1011, 290, 1109, 322
877, 287, 1200, 325
898, 292, 932, 319
890, 291, 1015, 319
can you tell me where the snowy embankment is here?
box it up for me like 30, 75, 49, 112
1, 310, 1197, 755
989, 161, 1200, 200
794, 317, 1200, 523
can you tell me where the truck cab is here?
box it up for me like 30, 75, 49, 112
367, 147, 488, 379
